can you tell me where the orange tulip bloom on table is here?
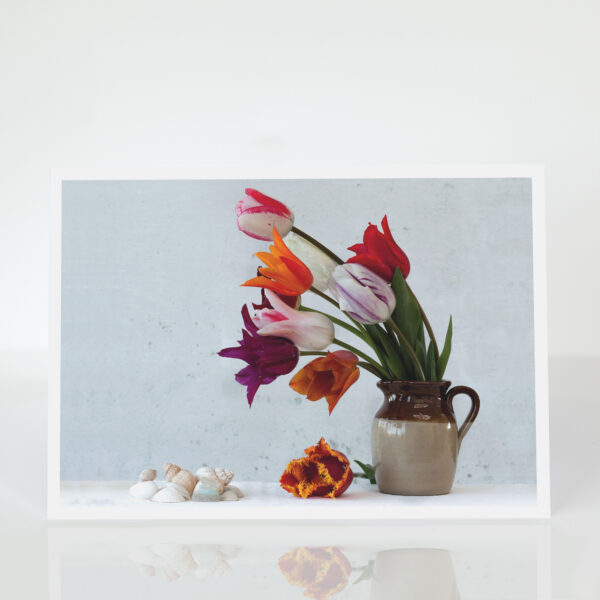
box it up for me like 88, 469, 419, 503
290, 350, 360, 415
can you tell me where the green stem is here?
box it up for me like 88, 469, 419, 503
406, 282, 439, 361
385, 320, 426, 381
299, 306, 365, 339
357, 361, 383, 378
291, 226, 344, 265
332, 337, 388, 379
299, 351, 328, 357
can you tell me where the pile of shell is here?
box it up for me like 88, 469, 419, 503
129, 543, 239, 581
129, 463, 244, 502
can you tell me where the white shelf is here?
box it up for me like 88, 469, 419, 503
52, 480, 544, 520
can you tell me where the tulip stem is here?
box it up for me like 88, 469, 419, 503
291, 226, 344, 265
309, 286, 340, 309
385, 320, 426, 381
357, 361, 385, 378
300, 351, 328, 357
332, 338, 388, 379
299, 306, 365, 338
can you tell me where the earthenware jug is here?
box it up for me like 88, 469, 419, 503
371, 380, 480, 495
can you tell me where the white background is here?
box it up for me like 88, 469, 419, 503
1, 1, 599, 598
0, 0, 599, 356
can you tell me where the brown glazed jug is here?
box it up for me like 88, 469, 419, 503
371, 380, 480, 495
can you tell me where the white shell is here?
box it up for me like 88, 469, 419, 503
129, 480, 159, 500
151, 485, 187, 503
225, 485, 244, 498
195, 467, 225, 495
168, 481, 191, 501
221, 489, 239, 502
214, 467, 234, 486
149, 543, 188, 563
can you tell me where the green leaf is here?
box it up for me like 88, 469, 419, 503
426, 340, 437, 380
416, 336, 426, 373
366, 324, 406, 380
353, 560, 374, 585
437, 316, 453, 378
354, 460, 376, 484
391, 268, 423, 348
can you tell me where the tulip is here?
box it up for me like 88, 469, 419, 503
347, 215, 410, 281
252, 286, 300, 311
280, 438, 354, 498
253, 290, 334, 351
236, 188, 294, 241
279, 547, 352, 600
328, 263, 396, 324
282, 232, 337, 292
218, 305, 299, 406
289, 350, 360, 414
242, 227, 314, 296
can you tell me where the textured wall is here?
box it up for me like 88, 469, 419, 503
60, 178, 535, 483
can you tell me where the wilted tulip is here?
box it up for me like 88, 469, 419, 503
328, 263, 396, 325
235, 188, 294, 241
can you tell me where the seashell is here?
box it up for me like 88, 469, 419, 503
151, 485, 187, 503
130, 480, 159, 500
138, 564, 156, 577
164, 462, 181, 482
163, 564, 180, 582
225, 484, 244, 498
139, 468, 157, 482
150, 543, 189, 563
221, 489, 239, 502
172, 469, 198, 497
195, 467, 225, 495
172, 549, 197, 577
129, 546, 161, 567
168, 481, 191, 501
193, 482, 222, 502
214, 467, 234, 486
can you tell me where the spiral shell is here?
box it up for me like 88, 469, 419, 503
172, 469, 198, 497
164, 462, 181, 482
139, 469, 157, 482
195, 467, 225, 495
215, 468, 234, 486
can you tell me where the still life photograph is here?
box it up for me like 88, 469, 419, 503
48, 167, 549, 519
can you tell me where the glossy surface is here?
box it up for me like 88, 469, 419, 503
372, 381, 480, 495
2, 353, 600, 598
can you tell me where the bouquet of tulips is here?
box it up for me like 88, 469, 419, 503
219, 188, 453, 414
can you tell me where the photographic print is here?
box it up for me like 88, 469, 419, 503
48, 167, 549, 519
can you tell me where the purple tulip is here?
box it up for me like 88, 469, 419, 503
218, 305, 299, 406
328, 263, 396, 325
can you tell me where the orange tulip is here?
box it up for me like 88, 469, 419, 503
289, 350, 360, 414
278, 547, 352, 600
242, 227, 313, 296
280, 438, 354, 499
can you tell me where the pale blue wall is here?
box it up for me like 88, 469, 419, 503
60, 178, 535, 483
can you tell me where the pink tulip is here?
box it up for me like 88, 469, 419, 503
235, 188, 294, 241
252, 290, 334, 351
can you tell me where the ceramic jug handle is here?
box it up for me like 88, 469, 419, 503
447, 386, 480, 448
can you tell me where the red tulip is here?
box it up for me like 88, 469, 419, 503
236, 188, 294, 241
347, 215, 410, 281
